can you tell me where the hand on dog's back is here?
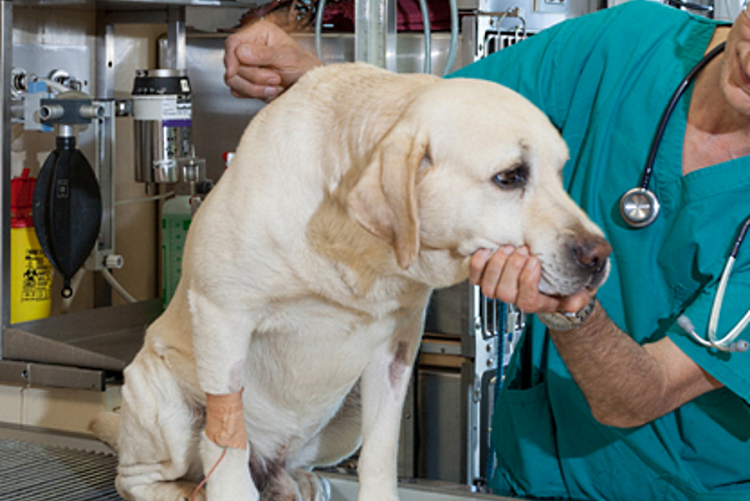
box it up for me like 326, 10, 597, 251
224, 20, 323, 102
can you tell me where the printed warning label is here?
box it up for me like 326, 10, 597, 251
22, 249, 53, 301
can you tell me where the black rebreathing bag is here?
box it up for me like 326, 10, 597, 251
33, 136, 102, 297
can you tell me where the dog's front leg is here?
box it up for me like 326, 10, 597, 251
357, 312, 423, 501
189, 288, 260, 500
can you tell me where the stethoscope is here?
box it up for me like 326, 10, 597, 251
619, 41, 726, 228
617, 41, 750, 353
678, 215, 750, 353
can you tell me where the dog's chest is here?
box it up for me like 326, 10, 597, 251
241, 298, 400, 436
247, 297, 399, 385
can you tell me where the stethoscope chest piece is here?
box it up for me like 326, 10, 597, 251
620, 187, 660, 228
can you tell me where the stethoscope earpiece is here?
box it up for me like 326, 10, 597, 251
675, 215, 750, 355
620, 187, 660, 228
678, 315, 750, 353
729, 340, 749, 353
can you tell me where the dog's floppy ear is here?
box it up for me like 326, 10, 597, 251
348, 122, 427, 269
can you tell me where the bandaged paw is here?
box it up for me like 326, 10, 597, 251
205, 389, 248, 449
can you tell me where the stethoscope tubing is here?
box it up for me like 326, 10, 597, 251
730, 215, 750, 258
620, 43, 727, 228
708, 216, 750, 348
640, 42, 727, 190
625, 40, 750, 352
680, 216, 750, 353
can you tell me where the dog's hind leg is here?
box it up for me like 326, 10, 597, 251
115, 350, 205, 501
251, 450, 330, 501
88, 411, 120, 451
290, 469, 332, 501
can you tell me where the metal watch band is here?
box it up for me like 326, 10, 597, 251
536, 296, 597, 332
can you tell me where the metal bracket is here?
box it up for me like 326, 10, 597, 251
86, 100, 117, 272
0, 360, 105, 391
475, 7, 527, 59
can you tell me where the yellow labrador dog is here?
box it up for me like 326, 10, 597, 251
91, 62, 610, 501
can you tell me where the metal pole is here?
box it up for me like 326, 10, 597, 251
384, 0, 397, 71
95, 13, 115, 100
354, 0, 397, 70
93, 12, 116, 307
0, 0, 13, 355
94, 12, 118, 270
166, 7, 186, 70
92, 101, 116, 267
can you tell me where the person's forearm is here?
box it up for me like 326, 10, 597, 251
548, 301, 670, 428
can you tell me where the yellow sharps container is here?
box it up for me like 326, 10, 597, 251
10, 169, 53, 323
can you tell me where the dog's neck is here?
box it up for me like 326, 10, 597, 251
306, 196, 470, 302
306, 196, 408, 294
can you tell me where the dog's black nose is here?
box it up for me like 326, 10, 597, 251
574, 236, 612, 275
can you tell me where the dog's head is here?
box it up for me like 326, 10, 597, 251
347, 77, 610, 296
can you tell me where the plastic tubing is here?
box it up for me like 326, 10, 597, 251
101, 268, 137, 304
35, 77, 71, 94
115, 191, 175, 206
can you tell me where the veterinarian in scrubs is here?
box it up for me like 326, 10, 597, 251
223, 2, 750, 499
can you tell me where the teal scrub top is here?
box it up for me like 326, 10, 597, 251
450, 2, 750, 500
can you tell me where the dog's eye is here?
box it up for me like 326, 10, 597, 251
493, 164, 529, 190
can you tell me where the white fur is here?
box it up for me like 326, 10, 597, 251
90, 63, 608, 501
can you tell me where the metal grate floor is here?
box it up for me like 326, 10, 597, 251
0, 437, 122, 500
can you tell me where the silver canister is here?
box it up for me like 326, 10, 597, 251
132, 69, 193, 184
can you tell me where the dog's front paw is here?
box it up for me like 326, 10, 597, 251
357, 488, 399, 501
291, 470, 331, 501
199, 433, 258, 500
119, 480, 205, 501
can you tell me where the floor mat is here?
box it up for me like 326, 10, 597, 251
0, 437, 121, 500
